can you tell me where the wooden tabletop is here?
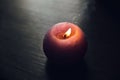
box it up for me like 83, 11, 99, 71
0, 0, 120, 80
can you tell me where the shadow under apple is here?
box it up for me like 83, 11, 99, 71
45, 58, 88, 80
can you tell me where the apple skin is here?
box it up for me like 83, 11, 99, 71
43, 22, 87, 64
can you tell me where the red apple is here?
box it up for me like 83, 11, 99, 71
43, 22, 87, 64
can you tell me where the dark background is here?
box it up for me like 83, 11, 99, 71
0, 0, 120, 80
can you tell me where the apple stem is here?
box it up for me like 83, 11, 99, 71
63, 34, 67, 39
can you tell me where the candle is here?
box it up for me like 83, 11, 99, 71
43, 22, 87, 64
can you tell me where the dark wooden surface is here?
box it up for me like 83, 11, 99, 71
0, 0, 120, 80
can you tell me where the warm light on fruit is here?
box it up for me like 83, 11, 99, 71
63, 28, 71, 39
43, 22, 87, 64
